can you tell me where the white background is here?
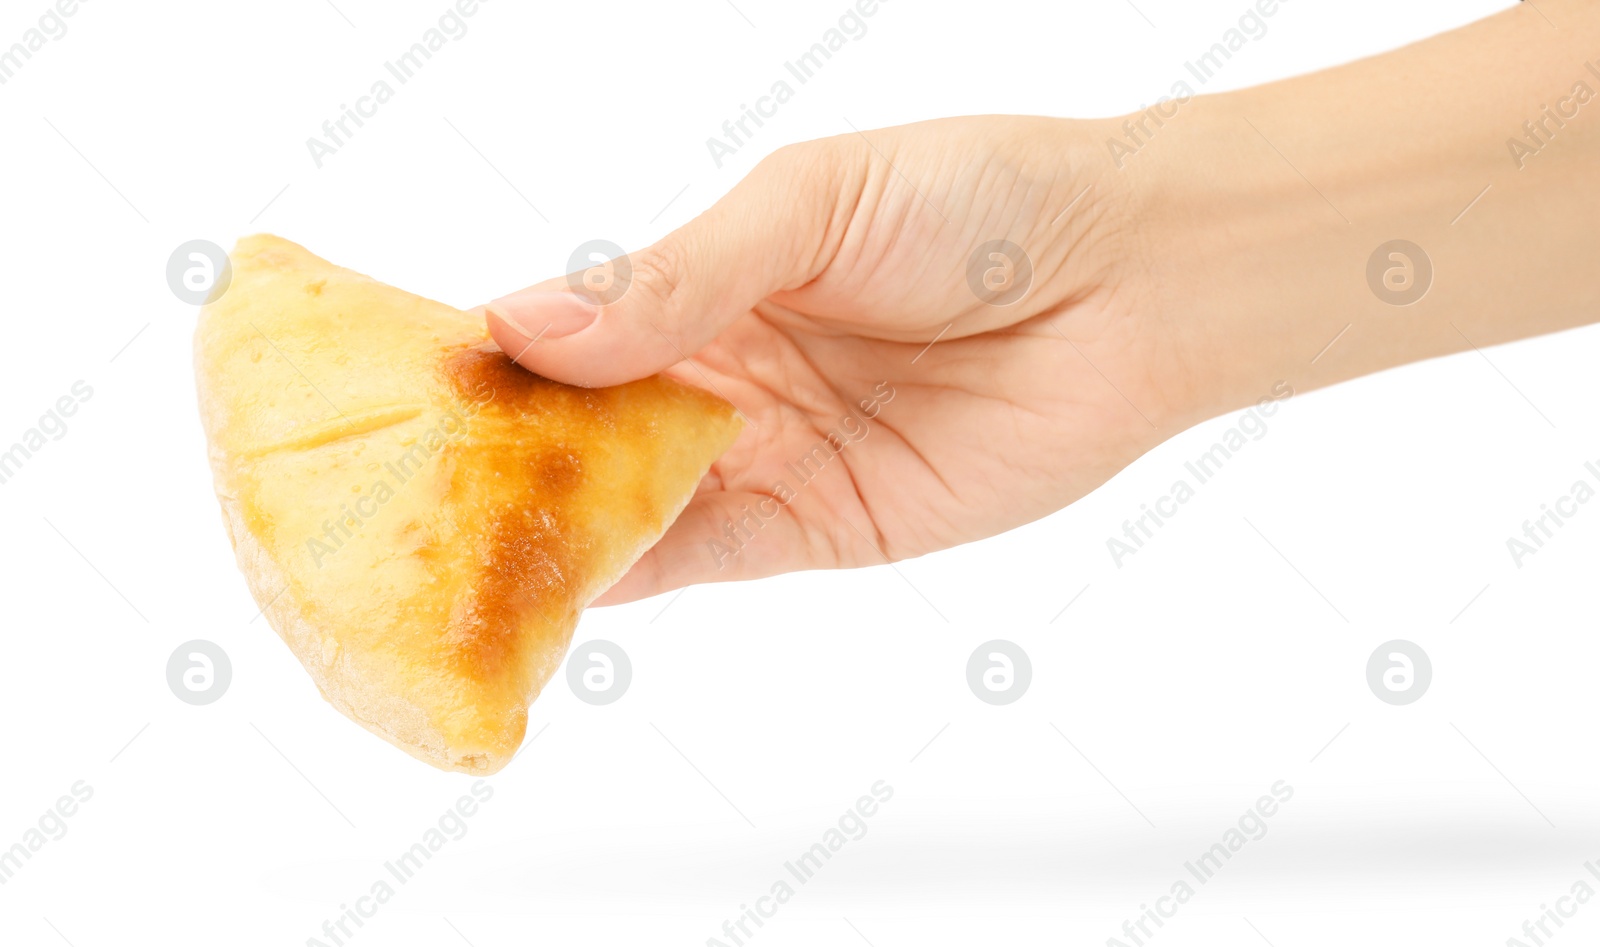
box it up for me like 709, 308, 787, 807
2, 0, 1597, 944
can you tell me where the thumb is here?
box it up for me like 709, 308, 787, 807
482, 144, 843, 387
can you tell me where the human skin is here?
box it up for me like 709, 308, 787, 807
483, 0, 1600, 604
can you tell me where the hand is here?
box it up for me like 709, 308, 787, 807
483, 117, 1193, 603
484, 0, 1600, 605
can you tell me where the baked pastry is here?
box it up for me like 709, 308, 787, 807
194, 235, 741, 773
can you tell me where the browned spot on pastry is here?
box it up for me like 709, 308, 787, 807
428, 348, 593, 682
444, 489, 581, 681
443, 343, 563, 410
420, 344, 700, 686
440, 342, 619, 427
445, 514, 562, 679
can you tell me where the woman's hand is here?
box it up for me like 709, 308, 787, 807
483, 116, 1195, 603
483, 0, 1600, 604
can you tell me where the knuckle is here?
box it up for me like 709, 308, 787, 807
626, 242, 689, 318
756, 140, 834, 182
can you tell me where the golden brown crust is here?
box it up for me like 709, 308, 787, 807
194, 235, 741, 773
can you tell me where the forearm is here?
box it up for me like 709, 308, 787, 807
1123, 0, 1600, 421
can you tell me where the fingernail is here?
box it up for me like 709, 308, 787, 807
486, 291, 597, 342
